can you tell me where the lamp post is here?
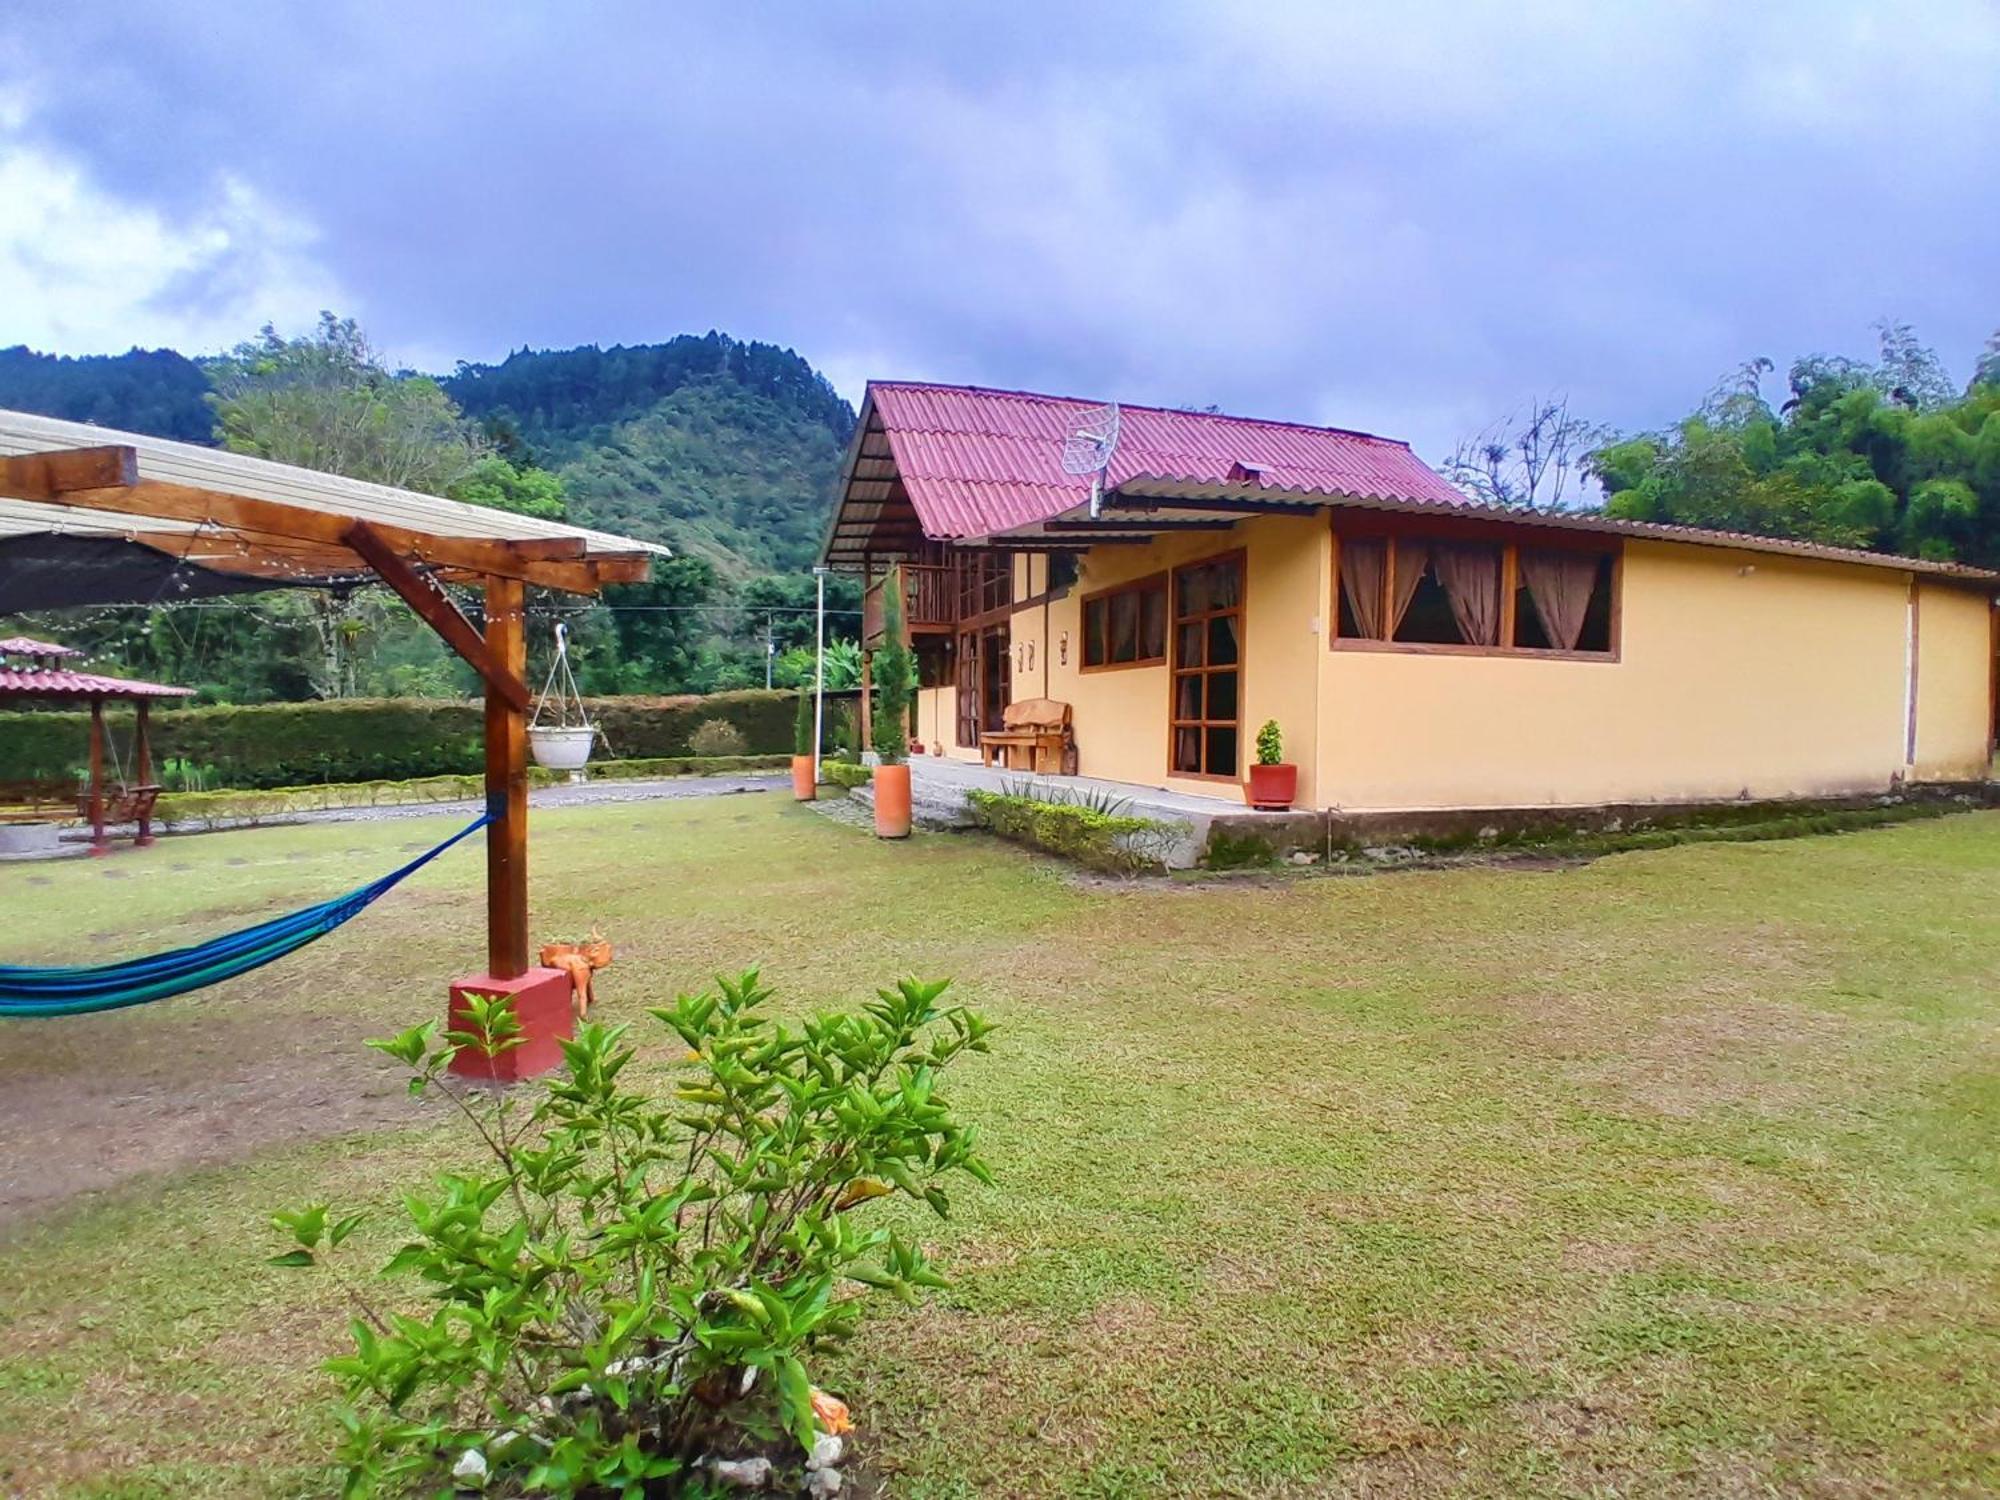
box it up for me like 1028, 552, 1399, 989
811, 565, 828, 780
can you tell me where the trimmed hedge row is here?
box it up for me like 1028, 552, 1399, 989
0, 692, 798, 789
965, 789, 1187, 874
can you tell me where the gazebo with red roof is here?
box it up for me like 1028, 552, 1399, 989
0, 635, 196, 853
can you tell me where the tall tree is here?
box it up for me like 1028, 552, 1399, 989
1443, 395, 1607, 510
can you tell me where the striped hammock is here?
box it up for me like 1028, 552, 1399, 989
0, 813, 490, 1018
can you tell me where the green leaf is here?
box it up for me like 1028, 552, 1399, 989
267, 1249, 315, 1268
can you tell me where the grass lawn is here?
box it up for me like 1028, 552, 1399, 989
1, 795, 1996, 1496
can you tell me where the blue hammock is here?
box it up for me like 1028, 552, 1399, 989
0, 813, 490, 1018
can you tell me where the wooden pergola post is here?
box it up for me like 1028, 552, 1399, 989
133, 699, 155, 847
483, 575, 530, 980
86, 695, 107, 856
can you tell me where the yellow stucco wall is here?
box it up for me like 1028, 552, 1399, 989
1914, 580, 1993, 780
901, 521, 1992, 809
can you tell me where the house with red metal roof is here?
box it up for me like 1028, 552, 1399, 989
822, 381, 1997, 817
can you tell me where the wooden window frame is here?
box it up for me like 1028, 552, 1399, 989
1078, 570, 1169, 673
1330, 519, 1622, 663
1168, 547, 1247, 782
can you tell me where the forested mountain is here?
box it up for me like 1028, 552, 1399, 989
444, 336, 853, 575
0, 345, 213, 442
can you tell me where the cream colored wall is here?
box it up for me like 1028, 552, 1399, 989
1009, 516, 1328, 801
915, 683, 976, 763
1316, 540, 1993, 811
1913, 581, 1993, 780
942, 522, 1991, 809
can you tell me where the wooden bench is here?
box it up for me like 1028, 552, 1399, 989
980, 698, 1074, 774
0, 779, 75, 824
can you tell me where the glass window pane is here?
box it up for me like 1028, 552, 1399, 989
1175, 674, 1201, 719
1177, 564, 1212, 616
1110, 591, 1139, 662
1177, 621, 1205, 667
1084, 599, 1107, 666
1207, 616, 1239, 666
1173, 726, 1201, 773
1210, 559, 1243, 609
1206, 669, 1238, 723
1140, 585, 1167, 659
1206, 726, 1238, 777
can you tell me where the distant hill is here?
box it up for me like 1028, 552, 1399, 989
443, 335, 854, 575
0, 333, 854, 580
0, 345, 214, 442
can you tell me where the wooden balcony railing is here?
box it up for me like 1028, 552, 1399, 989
864, 562, 957, 644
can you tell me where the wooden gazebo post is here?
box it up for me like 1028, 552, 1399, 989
86, 694, 107, 856
133, 698, 155, 847
483, 575, 529, 979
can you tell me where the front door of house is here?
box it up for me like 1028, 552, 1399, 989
955, 624, 1011, 747
1169, 552, 1244, 780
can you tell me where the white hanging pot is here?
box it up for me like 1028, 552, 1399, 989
529, 725, 597, 771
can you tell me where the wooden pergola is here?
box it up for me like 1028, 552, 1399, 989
0, 409, 666, 986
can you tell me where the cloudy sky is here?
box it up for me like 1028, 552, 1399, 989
2, 2, 1995, 459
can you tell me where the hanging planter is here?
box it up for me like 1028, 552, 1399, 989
528, 623, 599, 780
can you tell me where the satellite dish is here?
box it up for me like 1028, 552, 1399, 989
1061, 402, 1121, 518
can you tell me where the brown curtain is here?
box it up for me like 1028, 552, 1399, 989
1339, 537, 1385, 638
1432, 543, 1501, 646
1519, 549, 1598, 650
1390, 541, 1428, 634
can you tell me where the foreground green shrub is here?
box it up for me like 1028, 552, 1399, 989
966, 789, 1187, 873
271, 971, 993, 1497
820, 761, 873, 791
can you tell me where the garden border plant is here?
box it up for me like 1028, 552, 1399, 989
965, 787, 1188, 874
270, 970, 994, 1497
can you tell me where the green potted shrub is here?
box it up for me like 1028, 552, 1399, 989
791, 685, 816, 800
1247, 718, 1297, 810
872, 567, 915, 838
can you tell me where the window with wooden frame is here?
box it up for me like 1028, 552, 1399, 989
1332, 527, 1618, 658
1169, 551, 1245, 779
1080, 573, 1168, 671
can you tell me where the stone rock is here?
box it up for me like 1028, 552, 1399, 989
805, 1467, 843, 1497
807, 1433, 844, 1471
1288, 850, 1321, 865
451, 1448, 489, 1485
710, 1455, 773, 1488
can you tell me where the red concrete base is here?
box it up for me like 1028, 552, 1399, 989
446, 966, 573, 1083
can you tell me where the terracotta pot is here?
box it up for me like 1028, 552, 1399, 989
791, 754, 817, 801
873, 763, 912, 839
1246, 762, 1298, 811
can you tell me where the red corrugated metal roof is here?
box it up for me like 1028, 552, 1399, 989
0, 635, 79, 657
0, 668, 195, 699
867, 382, 1468, 540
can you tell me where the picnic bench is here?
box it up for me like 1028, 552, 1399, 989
980, 698, 1075, 774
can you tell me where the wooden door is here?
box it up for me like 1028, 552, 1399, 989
1169, 552, 1245, 779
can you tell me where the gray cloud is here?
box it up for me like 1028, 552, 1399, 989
4, 0, 1996, 459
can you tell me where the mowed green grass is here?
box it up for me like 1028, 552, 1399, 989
1, 796, 1996, 1497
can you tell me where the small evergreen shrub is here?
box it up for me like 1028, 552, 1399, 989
871, 568, 913, 765
1255, 720, 1284, 766
271, 971, 995, 1497
793, 687, 813, 758
965, 789, 1187, 873
687, 717, 749, 758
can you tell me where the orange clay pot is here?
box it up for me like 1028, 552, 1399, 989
791, 754, 817, 801
873, 762, 912, 839
1245, 762, 1298, 811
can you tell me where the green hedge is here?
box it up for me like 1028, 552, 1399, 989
0, 692, 797, 789
965, 789, 1186, 874
821, 761, 873, 791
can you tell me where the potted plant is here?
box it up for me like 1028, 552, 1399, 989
790, 684, 816, 801
1247, 718, 1297, 810
872, 567, 915, 838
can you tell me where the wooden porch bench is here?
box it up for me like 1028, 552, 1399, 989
980, 698, 1074, 774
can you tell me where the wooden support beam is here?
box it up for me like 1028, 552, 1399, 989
43, 470, 635, 591
344, 523, 531, 712
1041, 517, 1238, 533
0, 445, 140, 500
134, 700, 156, 847
484, 575, 530, 979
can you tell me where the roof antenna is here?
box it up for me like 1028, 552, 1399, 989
1061, 401, 1121, 519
